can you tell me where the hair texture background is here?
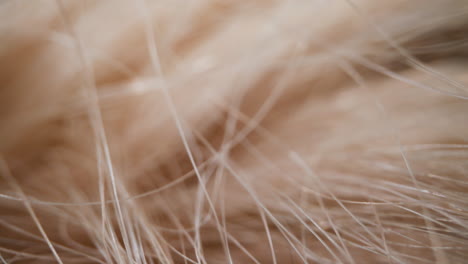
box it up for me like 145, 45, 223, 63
1, 0, 468, 263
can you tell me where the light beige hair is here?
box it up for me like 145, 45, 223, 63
1, 0, 468, 263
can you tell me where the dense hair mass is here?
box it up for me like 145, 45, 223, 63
1, 1, 468, 263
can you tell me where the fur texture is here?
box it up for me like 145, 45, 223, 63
1, 0, 468, 263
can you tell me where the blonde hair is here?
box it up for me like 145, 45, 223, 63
1, 0, 468, 263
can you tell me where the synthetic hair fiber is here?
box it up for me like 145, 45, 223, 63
1, 0, 468, 263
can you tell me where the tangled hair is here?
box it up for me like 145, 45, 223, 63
1, 0, 468, 263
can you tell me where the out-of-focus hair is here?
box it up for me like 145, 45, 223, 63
1, 0, 468, 263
